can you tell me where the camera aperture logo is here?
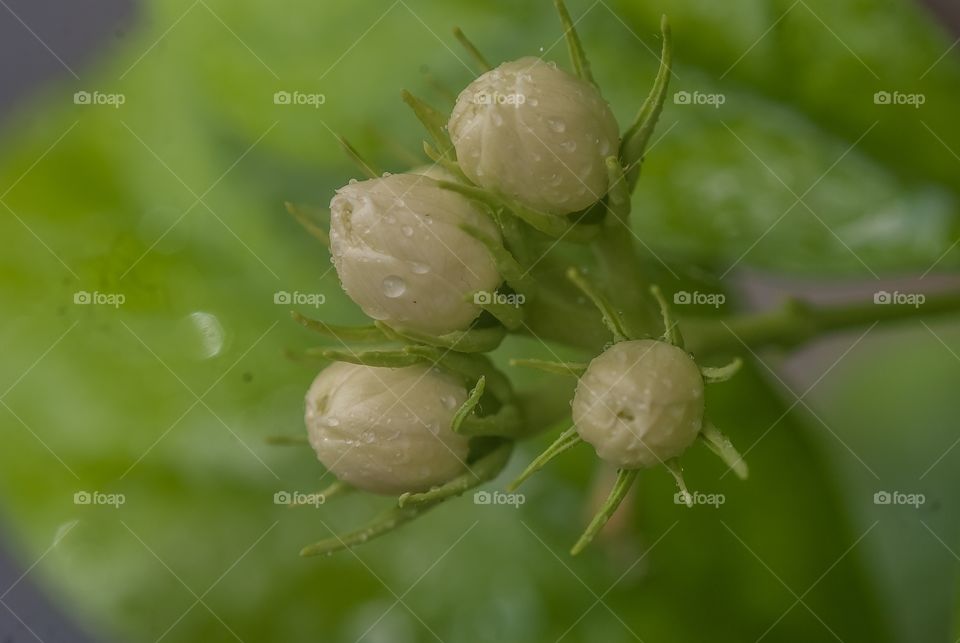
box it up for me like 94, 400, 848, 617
674, 490, 725, 508
74, 290, 125, 308
274, 290, 326, 307
74, 90, 126, 108
273, 490, 325, 508
473, 291, 525, 308
873, 90, 925, 108
74, 490, 125, 508
673, 290, 725, 308
873, 490, 924, 508
473, 490, 525, 508
673, 90, 725, 108
273, 90, 326, 108
873, 290, 924, 308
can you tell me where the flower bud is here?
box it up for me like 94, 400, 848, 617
329, 172, 502, 335
305, 362, 471, 494
572, 340, 704, 469
448, 56, 620, 216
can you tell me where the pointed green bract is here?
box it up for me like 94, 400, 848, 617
335, 135, 379, 178
650, 285, 683, 347
320, 348, 424, 368
397, 441, 513, 508
567, 267, 629, 342
451, 377, 486, 433
459, 222, 534, 294
620, 15, 672, 191
291, 311, 388, 343
378, 320, 506, 353
603, 156, 631, 220
701, 357, 743, 383
401, 90, 455, 160
437, 180, 598, 242
284, 202, 329, 245
459, 404, 523, 437
700, 422, 748, 479
570, 468, 639, 555
508, 426, 582, 491
664, 458, 692, 507
453, 27, 492, 72
510, 358, 587, 377
554, 0, 595, 85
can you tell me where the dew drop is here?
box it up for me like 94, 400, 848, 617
181, 311, 225, 360
348, 178, 358, 185
324, 417, 340, 427
382, 275, 407, 298
561, 140, 577, 152
410, 262, 430, 274
441, 395, 458, 410
546, 118, 566, 133
491, 112, 504, 126
401, 225, 414, 237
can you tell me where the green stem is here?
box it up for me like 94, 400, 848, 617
684, 291, 960, 356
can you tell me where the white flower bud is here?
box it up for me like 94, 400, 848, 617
305, 362, 471, 494
572, 340, 704, 469
448, 56, 620, 216
329, 172, 502, 335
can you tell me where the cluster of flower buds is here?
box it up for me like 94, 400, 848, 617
276, 2, 747, 557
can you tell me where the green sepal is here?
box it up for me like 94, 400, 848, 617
509, 358, 586, 377
701, 357, 743, 383
334, 135, 379, 178
397, 441, 514, 508
291, 311, 388, 343
452, 26, 492, 72
699, 422, 748, 480
422, 141, 469, 181
320, 348, 423, 368
377, 320, 506, 353
603, 156, 631, 220
437, 180, 598, 242
284, 202, 329, 245
554, 0, 595, 85
401, 90, 455, 160
650, 284, 683, 348
459, 223, 535, 294
459, 405, 523, 438
664, 458, 692, 506
451, 376, 486, 434
507, 426, 582, 491
567, 267, 630, 342
570, 468, 639, 555
620, 15, 672, 191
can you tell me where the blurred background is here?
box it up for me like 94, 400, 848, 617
1, 0, 960, 641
